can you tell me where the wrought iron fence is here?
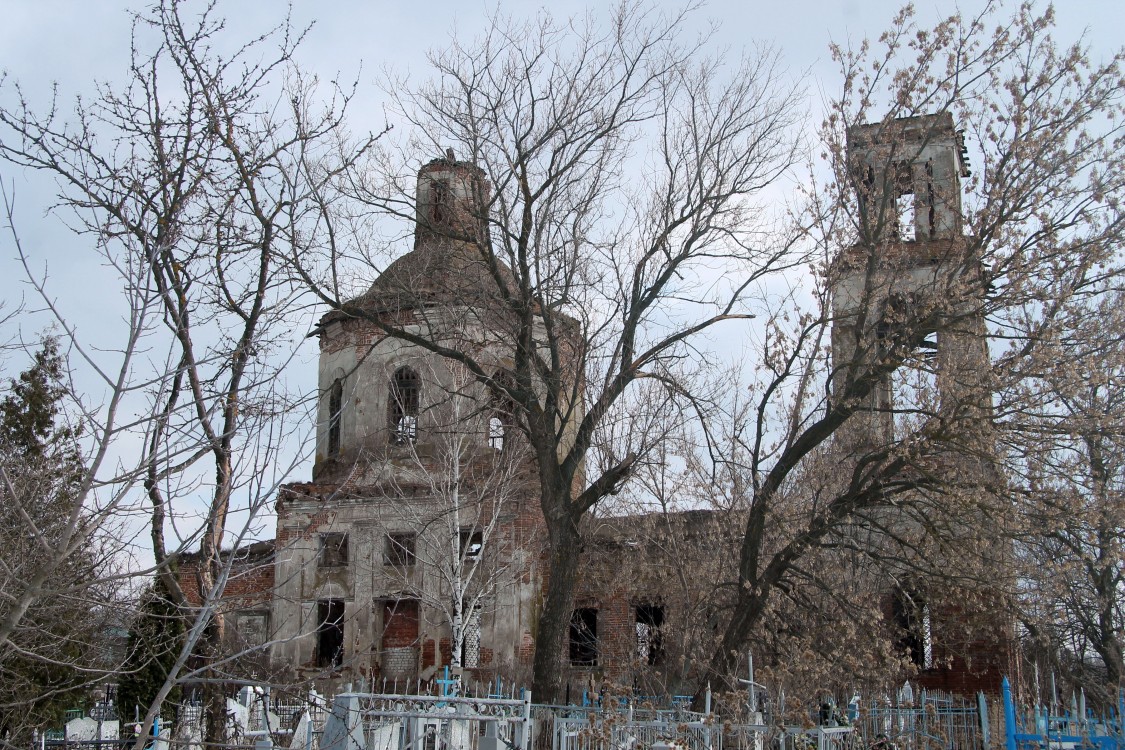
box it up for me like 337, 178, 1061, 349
851, 694, 983, 750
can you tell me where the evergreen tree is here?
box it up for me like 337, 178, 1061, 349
0, 337, 96, 739
0, 337, 76, 457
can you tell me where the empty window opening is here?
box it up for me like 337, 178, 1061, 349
569, 608, 599, 667
897, 193, 916, 241
319, 533, 349, 568
459, 529, 483, 561
487, 372, 517, 451
487, 416, 506, 450
924, 160, 937, 238
892, 589, 933, 670
635, 604, 665, 666
328, 379, 343, 457
390, 367, 420, 445
386, 532, 417, 567
891, 161, 916, 241
317, 599, 345, 669
431, 179, 451, 225
891, 348, 939, 437
860, 165, 877, 212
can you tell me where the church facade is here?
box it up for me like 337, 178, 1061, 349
181, 113, 1011, 696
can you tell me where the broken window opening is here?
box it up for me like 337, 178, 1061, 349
892, 161, 916, 242
386, 532, 417, 567
487, 416, 506, 451
319, 533, 349, 568
925, 161, 937, 238
390, 367, 420, 445
875, 293, 939, 435
459, 529, 483, 562
486, 372, 518, 452
897, 193, 916, 242
431, 179, 451, 225
891, 346, 939, 437
317, 599, 345, 669
892, 589, 933, 670
327, 378, 343, 457
569, 608, 599, 667
635, 604, 665, 666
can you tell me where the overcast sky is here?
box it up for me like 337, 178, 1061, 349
2, 0, 1119, 312
0, 0, 1120, 546
2, 0, 1119, 337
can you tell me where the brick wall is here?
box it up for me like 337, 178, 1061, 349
177, 540, 274, 612
382, 600, 420, 649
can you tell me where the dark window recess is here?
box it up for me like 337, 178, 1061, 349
892, 588, 933, 669
876, 292, 923, 352
569, 608, 599, 667
925, 160, 937, 238
319, 533, 349, 568
328, 379, 343, 457
390, 367, 420, 445
459, 529, 483, 561
386, 533, 417, 566
635, 604, 665, 666
431, 179, 451, 225
317, 599, 345, 669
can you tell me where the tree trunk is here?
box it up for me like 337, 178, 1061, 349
692, 588, 768, 709
201, 617, 227, 749
531, 512, 583, 704
1095, 573, 1124, 690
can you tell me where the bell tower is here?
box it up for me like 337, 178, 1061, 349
829, 113, 1010, 694
830, 113, 988, 449
413, 150, 490, 249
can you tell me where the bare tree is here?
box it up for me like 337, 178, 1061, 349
688, 0, 1125, 698
294, 3, 804, 701
0, 1, 379, 745
1004, 286, 1125, 705
369, 362, 535, 675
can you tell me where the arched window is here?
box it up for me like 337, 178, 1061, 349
390, 367, 420, 445
485, 371, 517, 451
327, 378, 343, 457
487, 416, 506, 451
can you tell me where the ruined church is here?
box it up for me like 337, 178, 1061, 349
183, 112, 1010, 695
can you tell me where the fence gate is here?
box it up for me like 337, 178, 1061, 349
552, 708, 770, 750
321, 693, 533, 750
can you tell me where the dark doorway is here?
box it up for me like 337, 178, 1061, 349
635, 604, 665, 666
892, 588, 932, 669
317, 599, 345, 668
